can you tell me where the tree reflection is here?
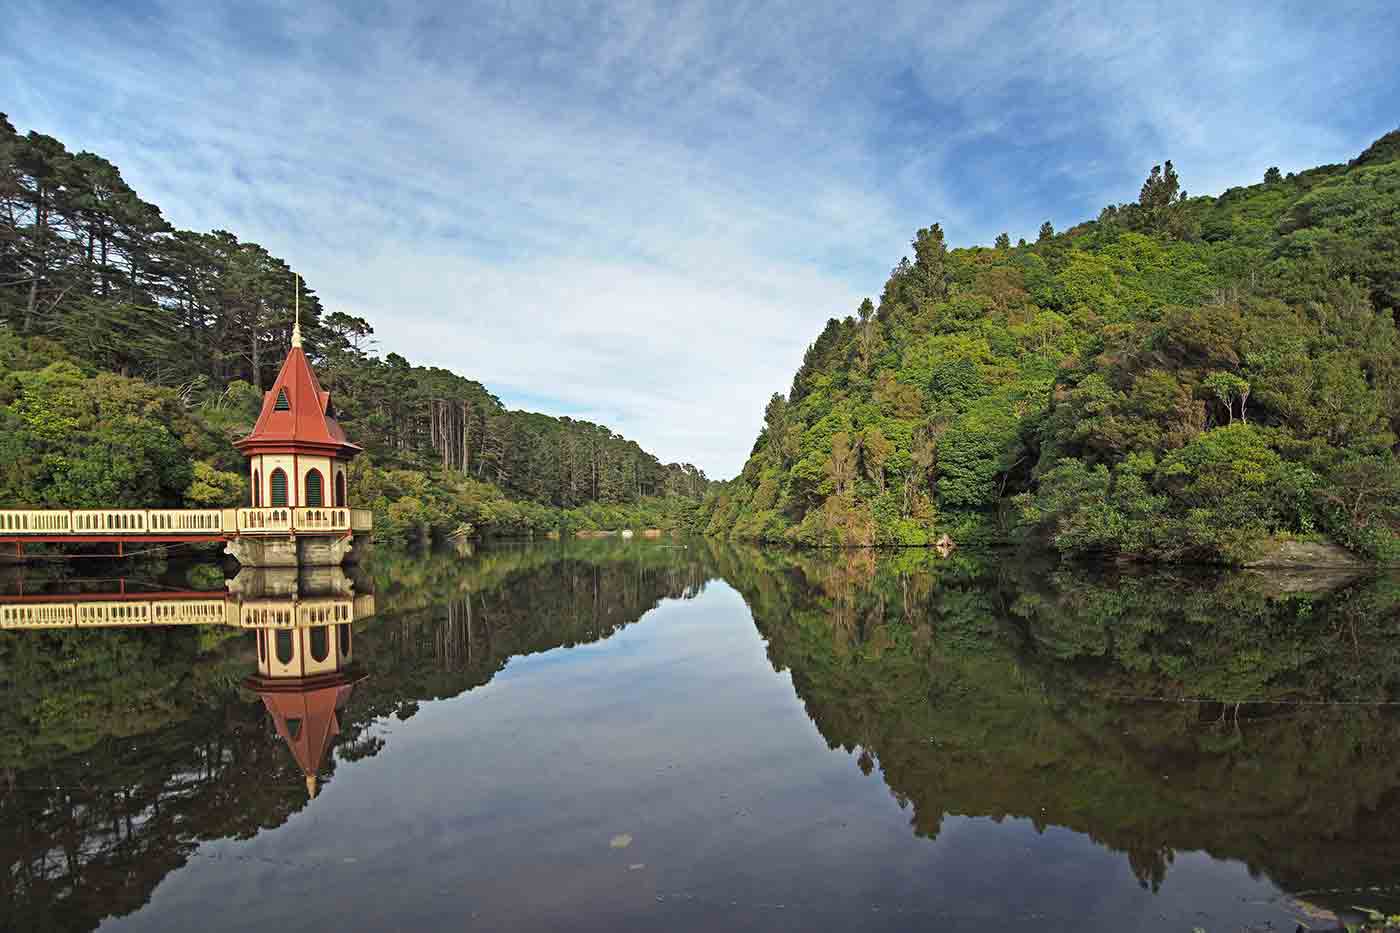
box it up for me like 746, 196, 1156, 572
710, 542, 1400, 905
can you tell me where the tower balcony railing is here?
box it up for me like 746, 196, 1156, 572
237, 507, 355, 533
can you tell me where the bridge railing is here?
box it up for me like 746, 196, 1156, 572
1, 603, 77, 628
147, 509, 226, 534
0, 507, 373, 537
2, 598, 234, 629
72, 510, 150, 534
0, 510, 72, 534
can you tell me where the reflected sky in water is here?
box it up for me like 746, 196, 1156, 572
3, 542, 1398, 932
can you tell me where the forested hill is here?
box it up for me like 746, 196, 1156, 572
0, 114, 713, 542
700, 130, 1400, 563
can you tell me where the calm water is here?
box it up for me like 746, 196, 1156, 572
3, 541, 1399, 932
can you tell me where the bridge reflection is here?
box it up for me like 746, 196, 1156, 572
0, 566, 374, 799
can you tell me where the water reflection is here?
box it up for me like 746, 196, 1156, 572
1, 542, 1398, 931
713, 546, 1400, 904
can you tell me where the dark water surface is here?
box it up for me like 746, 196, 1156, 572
3, 541, 1399, 932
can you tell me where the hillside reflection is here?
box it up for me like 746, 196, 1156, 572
2, 542, 1399, 931
710, 544, 1400, 908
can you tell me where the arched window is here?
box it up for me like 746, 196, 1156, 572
270, 468, 289, 508
305, 469, 325, 508
253, 470, 262, 507
275, 629, 294, 665
335, 471, 347, 507
274, 388, 290, 411
338, 622, 352, 657
258, 629, 266, 662
310, 625, 329, 662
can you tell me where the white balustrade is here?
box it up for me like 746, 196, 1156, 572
0, 510, 71, 533
0, 603, 76, 627
0, 506, 373, 537
1, 598, 232, 629
238, 601, 299, 628
146, 509, 225, 533
293, 508, 351, 532
297, 598, 354, 627
75, 601, 151, 625
71, 510, 148, 534
148, 600, 232, 626
237, 508, 294, 533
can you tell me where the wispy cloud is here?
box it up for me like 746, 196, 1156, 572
4, 0, 1397, 475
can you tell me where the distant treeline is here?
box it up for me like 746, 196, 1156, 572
0, 114, 713, 540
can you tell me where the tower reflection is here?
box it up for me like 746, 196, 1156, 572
233, 568, 371, 798
0, 565, 374, 799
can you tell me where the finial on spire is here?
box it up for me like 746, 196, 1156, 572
291, 273, 303, 349
306, 773, 318, 798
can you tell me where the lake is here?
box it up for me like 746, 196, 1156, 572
3, 540, 1399, 932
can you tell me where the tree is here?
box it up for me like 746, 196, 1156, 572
1038, 221, 1054, 242
911, 224, 950, 302
1202, 372, 1250, 425
1264, 166, 1282, 185
1137, 160, 1192, 238
856, 297, 881, 372
826, 431, 857, 496
860, 426, 893, 494
994, 232, 1011, 250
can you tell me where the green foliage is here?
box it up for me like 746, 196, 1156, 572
184, 461, 245, 507
708, 130, 1400, 562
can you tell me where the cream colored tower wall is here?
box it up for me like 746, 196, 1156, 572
298, 455, 333, 508
253, 454, 297, 506
333, 460, 348, 506
300, 625, 341, 675
247, 454, 340, 507
266, 627, 303, 677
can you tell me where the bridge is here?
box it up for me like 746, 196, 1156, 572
2, 313, 372, 566
0, 507, 373, 556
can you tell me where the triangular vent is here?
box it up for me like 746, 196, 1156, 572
274, 389, 290, 411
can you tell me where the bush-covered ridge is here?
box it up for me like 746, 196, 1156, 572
699, 131, 1400, 562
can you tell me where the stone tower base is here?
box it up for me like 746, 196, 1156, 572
224, 535, 360, 568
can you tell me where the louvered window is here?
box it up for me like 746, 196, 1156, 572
275, 629, 294, 664
310, 626, 329, 662
270, 468, 289, 507
274, 388, 290, 411
305, 469, 324, 507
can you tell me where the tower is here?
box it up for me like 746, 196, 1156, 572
234, 317, 362, 511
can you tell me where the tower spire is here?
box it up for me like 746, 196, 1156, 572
291, 273, 303, 349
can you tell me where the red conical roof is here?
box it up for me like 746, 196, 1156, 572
247, 670, 365, 796
235, 343, 361, 459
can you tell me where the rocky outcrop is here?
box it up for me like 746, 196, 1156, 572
1242, 538, 1367, 570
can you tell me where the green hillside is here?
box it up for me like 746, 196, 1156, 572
700, 131, 1400, 562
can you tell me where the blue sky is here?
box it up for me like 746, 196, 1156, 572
4, 1, 1398, 477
